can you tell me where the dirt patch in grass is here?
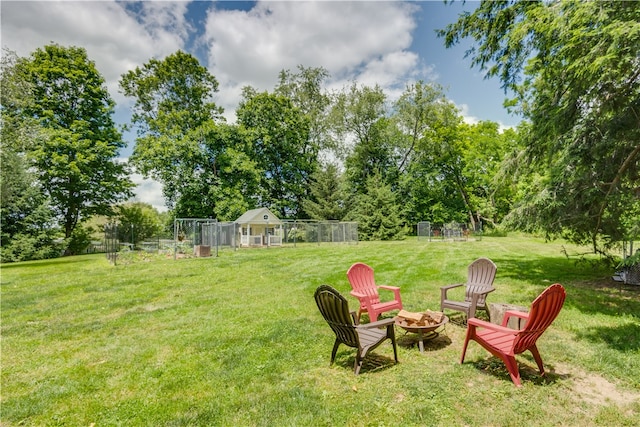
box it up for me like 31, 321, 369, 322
556, 362, 639, 407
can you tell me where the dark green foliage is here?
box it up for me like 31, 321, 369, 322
65, 224, 92, 255
0, 186, 62, 262
441, 0, 640, 252
236, 91, 316, 219
120, 51, 259, 219
347, 172, 406, 240
20, 44, 134, 239
302, 163, 348, 220
115, 202, 165, 244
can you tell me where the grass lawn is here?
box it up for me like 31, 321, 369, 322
2, 236, 639, 426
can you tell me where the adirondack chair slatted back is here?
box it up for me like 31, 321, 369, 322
512, 284, 566, 354
347, 263, 381, 305
464, 258, 497, 306
314, 285, 359, 348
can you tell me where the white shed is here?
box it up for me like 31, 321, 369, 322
235, 207, 283, 247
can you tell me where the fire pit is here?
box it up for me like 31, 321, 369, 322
395, 309, 448, 353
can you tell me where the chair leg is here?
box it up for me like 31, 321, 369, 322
387, 325, 398, 363
330, 340, 340, 365
354, 349, 364, 375
460, 326, 474, 364
501, 355, 522, 387
529, 344, 545, 376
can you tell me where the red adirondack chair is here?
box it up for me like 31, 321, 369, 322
460, 283, 566, 387
347, 262, 403, 322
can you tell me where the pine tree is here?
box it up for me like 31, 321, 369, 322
301, 164, 347, 220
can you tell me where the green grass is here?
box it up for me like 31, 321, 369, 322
2, 236, 639, 426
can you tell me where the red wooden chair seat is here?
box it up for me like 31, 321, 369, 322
460, 283, 566, 387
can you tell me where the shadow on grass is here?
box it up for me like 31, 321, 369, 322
396, 332, 452, 353
492, 255, 640, 319
333, 351, 398, 375
470, 356, 571, 387
575, 322, 640, 352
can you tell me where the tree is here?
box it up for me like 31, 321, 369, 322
120, 50, 227, 217
275, 66, 333, 162
456, 121, 517, 227
392, 81, 450, 173
398, 93, 468, 226
302, 163, 348, 220
115, 202, 164, 245
331, 83, 395, 195
236, 90, 315, 219
19, 44, 133, 248
347, 171, 406, 241
440, 0, 640, 252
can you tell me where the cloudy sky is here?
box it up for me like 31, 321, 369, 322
1, 0, 519, 212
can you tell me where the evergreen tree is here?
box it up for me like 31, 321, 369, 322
347, 172, 406, 241
302, 164, 347, 220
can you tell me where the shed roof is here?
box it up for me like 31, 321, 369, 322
235, 207, 283, 225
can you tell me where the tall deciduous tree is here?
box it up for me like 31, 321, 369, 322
398, 92, 467, 226
275, 66, 333, 161
120, 51, 219, 215
393, 81, 450, 173
331, 83, 394, 195
236, 90, 315, 219
17, 44, 133, 249
440, 0, 640, 252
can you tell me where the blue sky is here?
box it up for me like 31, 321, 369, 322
2, 1, 520, 211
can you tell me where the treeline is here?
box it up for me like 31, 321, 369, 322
2, 1, 638, 262
1, 45, 517, 262
119, 52, 518, 231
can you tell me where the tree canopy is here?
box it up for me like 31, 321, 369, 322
119, 51, 258, 220
16, 24, 637, 256
1, 45, 133, 259
440, 0, 640, 252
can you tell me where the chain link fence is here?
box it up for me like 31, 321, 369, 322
105, 218, 358, 264
417, 221, 483, 241
281, 220, 358, 246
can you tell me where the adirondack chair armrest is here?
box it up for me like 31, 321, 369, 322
502, 310, 529, 327
468, 317, 519, 335
469, 287, 496, 305
350, 290, 370, 300
470, 286, 495, 296
440, 283, 463, 300
378, 285, 402, 301
357, 317, 396, 330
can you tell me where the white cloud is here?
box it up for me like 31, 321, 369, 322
457, 103, 480, 125
204, 1, 431, 119
130, 173, 167, 213
1, 0, 188, 105
457, 103, 513, 132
